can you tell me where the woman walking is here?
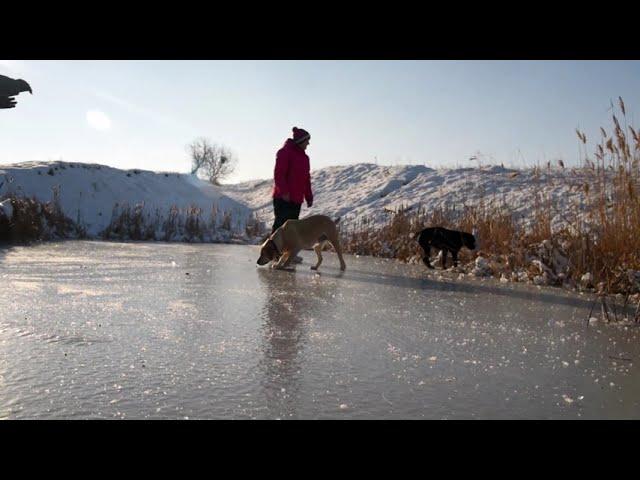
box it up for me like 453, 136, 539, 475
270, 127, 314, 263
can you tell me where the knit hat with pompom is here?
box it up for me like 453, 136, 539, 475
292, 127, 310, 144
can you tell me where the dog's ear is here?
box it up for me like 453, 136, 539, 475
471, 227, 479, 249
265, 240, 276, 256
271, 228, 283, 245
466, 231, 477, 250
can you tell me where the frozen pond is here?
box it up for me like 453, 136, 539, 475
0, 240, 639, 419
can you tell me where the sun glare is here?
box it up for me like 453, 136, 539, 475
86, 110, 111, 131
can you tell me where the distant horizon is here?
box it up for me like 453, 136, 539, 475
2, 60, 639, 183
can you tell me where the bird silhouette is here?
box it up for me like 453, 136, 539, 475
0, 74, 33, 109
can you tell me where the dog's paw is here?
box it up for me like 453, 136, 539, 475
310, 266, 318, 270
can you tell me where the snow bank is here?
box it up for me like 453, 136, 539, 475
0, 161, 254, 239
0, 160, 608, 244
221, 163, 593, 233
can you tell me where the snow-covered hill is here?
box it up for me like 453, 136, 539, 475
1, 160, 599, 241
0, 161, 253, 239
221, 163, 592, 232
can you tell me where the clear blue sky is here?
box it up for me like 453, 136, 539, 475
2, 60, 639, 183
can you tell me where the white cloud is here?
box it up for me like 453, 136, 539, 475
86, 110, 112, 131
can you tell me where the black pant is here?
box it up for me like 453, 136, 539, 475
271, 197, 301, 233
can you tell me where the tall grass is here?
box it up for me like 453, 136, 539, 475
342, 98, 640, 297
1, 190, 267, 244
0, 186, 82, 242
101, 202, 266, 242
573, 97, 640, 294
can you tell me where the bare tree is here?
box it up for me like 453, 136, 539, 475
187, 137, 237, 185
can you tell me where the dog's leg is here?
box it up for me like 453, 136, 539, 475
327, 232, 346, 271
452, 249, 459, 267
273, 251, 292, 269
283, 250, 299, 268
441, 249, 448, 269
337, 250, 347, 271
422, 244, 434, 269
334, 241, 347, 271
311, 243, 323, 270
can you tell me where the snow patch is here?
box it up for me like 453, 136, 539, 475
0, 198, 13, 219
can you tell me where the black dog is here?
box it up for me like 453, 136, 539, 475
414, 227, 476, 269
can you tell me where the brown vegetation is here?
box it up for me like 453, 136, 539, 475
342, 98, 640, 301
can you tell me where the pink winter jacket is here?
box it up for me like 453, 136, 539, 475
272, 139, 313, 205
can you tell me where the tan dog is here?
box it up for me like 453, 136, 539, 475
257, 215, 347, 271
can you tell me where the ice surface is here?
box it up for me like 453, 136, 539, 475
1, 241, 639, 419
